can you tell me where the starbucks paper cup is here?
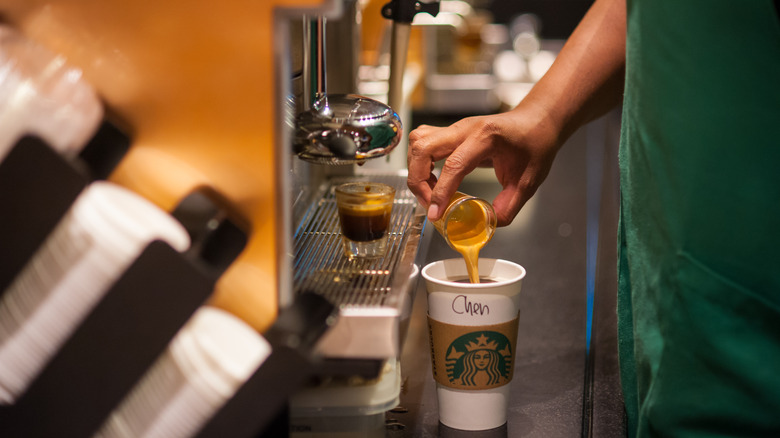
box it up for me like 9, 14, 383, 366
422, 258, 526, 431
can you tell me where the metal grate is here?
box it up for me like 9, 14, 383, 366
293, 174, 422, 308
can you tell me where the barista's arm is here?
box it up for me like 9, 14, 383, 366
523, 0, 626, 141
407, 0, 626, 226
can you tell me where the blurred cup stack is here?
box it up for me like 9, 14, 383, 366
0, 24, 102, 162
95, 306, 271, 438
0, 181, 191, 403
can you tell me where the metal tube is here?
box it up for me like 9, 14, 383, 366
387, 21, 411, 112
315, 17, 327, 100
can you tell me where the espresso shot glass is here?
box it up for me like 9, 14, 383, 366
334, 182, 395, 259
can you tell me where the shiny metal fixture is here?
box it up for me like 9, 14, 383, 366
293, 17, 402, 165
294, 93, 402, 164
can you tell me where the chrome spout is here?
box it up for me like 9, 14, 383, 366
294, 17, 402, 165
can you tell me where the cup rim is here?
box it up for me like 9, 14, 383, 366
421, 258, 526, 288
334, 181, 396, 198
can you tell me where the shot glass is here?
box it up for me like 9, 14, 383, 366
422, 258, 526, 431
431, 192, 497, 284
431, 192, 497, 252
334, 182, 395, 259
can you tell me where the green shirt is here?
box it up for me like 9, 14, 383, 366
618, 1, 780, 436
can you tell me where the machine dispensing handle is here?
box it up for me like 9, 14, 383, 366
380, 0, 440, 116
381, 0, 440, 24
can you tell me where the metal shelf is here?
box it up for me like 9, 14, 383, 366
293, 172, 429, 359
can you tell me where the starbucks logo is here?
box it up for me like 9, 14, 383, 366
445, 331, 512, 388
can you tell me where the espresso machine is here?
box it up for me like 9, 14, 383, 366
0, 0, 439, 436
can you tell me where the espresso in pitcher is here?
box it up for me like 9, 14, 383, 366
433, 193, 497, 284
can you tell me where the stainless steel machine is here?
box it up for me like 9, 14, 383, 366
0, 0, 438, 436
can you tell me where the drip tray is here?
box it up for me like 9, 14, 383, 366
293, 173, 427, 359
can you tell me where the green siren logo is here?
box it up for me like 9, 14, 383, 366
445, 331, 512, 388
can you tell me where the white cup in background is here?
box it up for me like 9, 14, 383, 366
0, 181, 190, 404
422, 258, 526, 431
0, 24, 103, 162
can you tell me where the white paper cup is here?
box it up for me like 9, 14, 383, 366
422, 258, 526, 431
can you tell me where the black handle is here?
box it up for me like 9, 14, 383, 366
382, 0, 440, 24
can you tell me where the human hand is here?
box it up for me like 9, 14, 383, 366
407, 104, 563, 227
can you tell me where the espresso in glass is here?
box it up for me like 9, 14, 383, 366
339, 207, 391, 242
335, 182, 395, 258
